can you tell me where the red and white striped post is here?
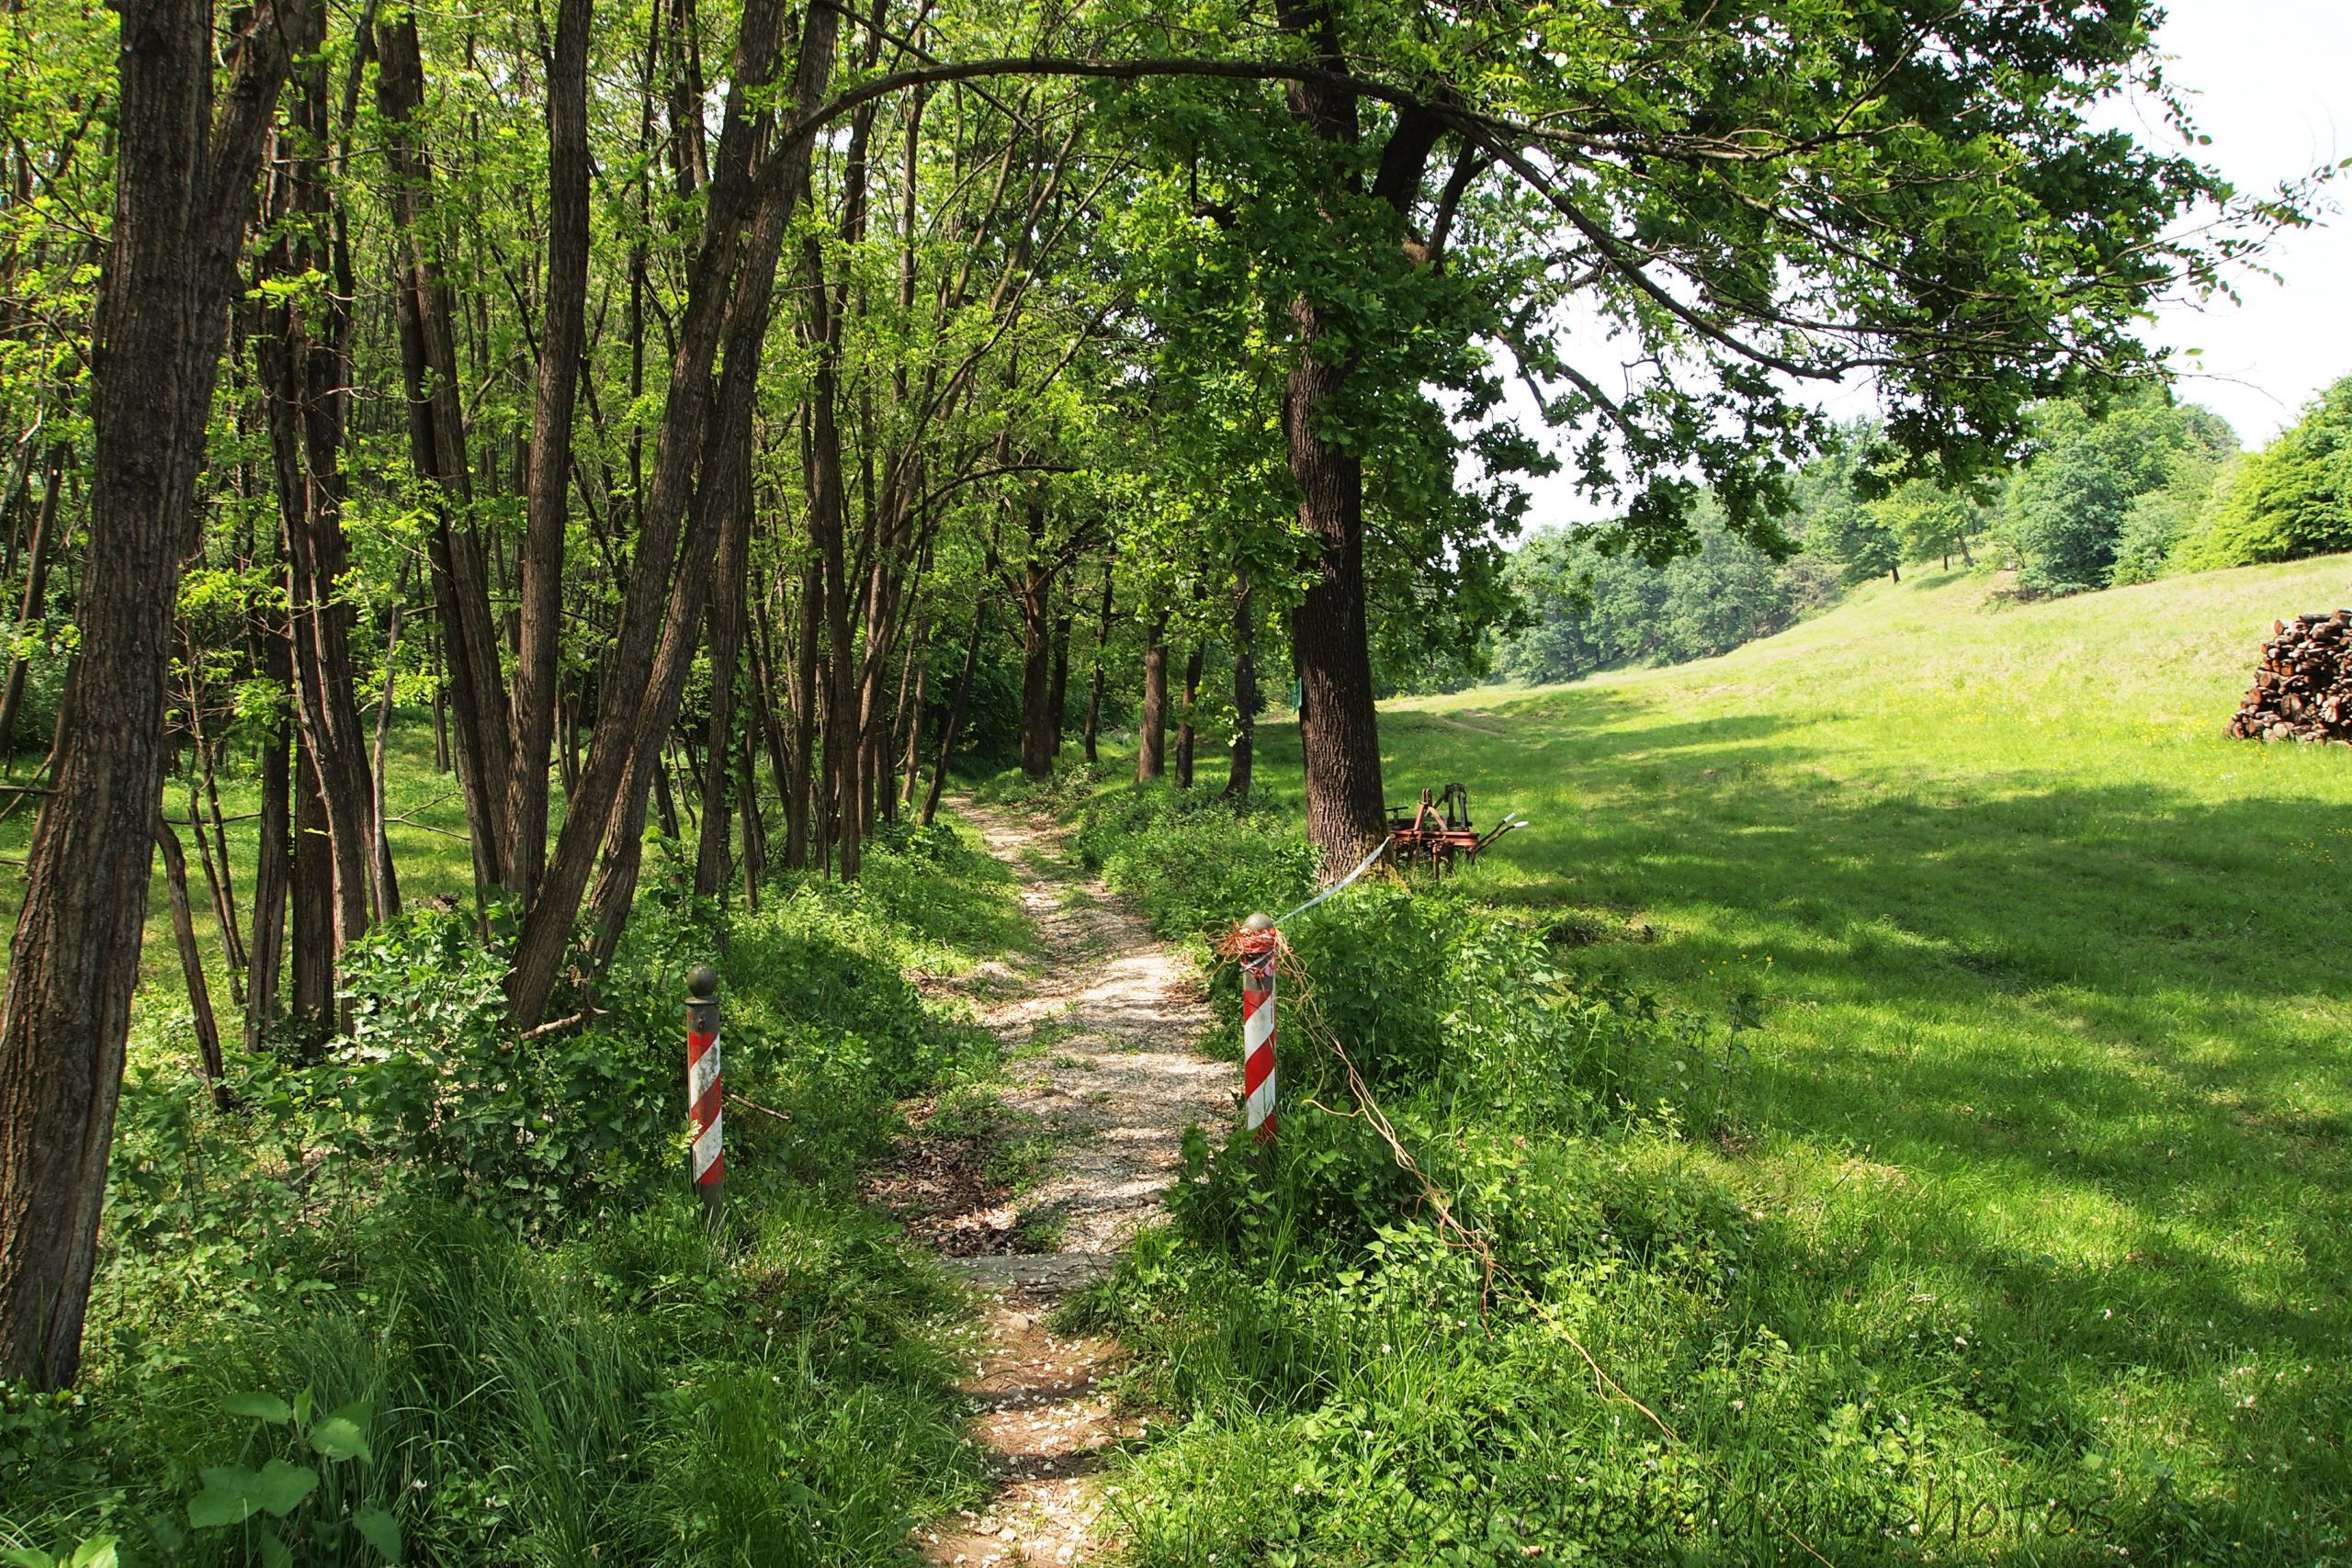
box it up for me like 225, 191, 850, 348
1239, 912, 1278, 1145
686, 964, 724, 1220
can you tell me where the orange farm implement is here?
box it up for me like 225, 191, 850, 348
1385, 784, 1528, 869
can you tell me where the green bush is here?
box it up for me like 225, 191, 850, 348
0, 838, 1003, 1566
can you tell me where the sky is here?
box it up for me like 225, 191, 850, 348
1506, 0, 2352, 523
2130, 0, 2352, 444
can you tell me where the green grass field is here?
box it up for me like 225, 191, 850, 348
1183, 557, 2352, 1558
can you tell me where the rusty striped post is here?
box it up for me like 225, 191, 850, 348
1239, 912, 1277, 1145
686, 964, 724, 1221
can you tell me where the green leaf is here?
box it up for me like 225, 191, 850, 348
66, 1540, 119, 1568
1, 1547, 56, 1568
252, 1458, 320, 1517
352, 1506, 404, 1563
190, 1465, 266, 1528
310, 1399, 375, 1463
222, 1392, 294, 1424
293, 1388, 314, 1427
257, 1526, 292, 1568
309, 1416, 372, 1464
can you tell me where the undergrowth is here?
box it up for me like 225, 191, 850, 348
0, 829, 1015, 1566
1065, 782, 2299, 1566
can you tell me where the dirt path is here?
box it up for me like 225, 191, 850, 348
915, 799, 1228, 1568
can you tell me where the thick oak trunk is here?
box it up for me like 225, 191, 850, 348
0, 0, 301, 1388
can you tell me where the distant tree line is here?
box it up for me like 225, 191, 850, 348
1484, 377, 2352, 688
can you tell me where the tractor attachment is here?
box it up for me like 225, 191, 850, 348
1385, 784, 1528, 870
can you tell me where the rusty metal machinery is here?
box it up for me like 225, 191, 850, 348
1384, 783, 1528, 870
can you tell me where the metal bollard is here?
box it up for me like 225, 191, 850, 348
1239, 912, 1278, 1145
686, 964, 725, 1221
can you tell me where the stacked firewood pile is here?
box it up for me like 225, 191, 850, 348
2229, 611, 2352, 742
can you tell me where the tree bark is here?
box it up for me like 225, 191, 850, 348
1174, 637, 1206, 789
0, 0, 303, 1388
0, 441, 64, 754
1016, 549, 1057, 777
1271, 0, 1431, 870
785, 553, 820, 867
922, 536, 996, 825
377, 8, 514, 898
1082, 555, 1113, 765
1225, 566, 1257, 799
504, 0, 594, 908
154, 816, 231, 1110
245, 612, 291, 1052
1135, 609, 1170, 784
288, 738, 334, 1036
694, 432, 752, 899
505, 0, 813, 1025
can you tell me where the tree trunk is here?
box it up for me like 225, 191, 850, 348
0, 0, 301, 1388
154, 815, 231, 1110
1174, 637, 1206, 789
504, 0, 814, 1025
1047, 602, 1071, 751
1271, 0, 1428, 872
807, 242, 861, 878
897, 645, 929, 807
0, 441, 65, 754
785, 554, 819, 868
1082, 556, 1113, 765
922, 539, 995, 826
580, 141, 804, 966
245, 623, 291, 1052
370, 596, 402, 919
1016, 545, 1056, 778
1135, 609, 1170, 784
736, 725, 765, 909
694, 438, 752, 899
1225, 567, 1257, 799
377, 8, 514, 898
503, 0, 593, 908
289, 739, 334, 1037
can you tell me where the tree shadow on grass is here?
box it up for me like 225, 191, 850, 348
1340, 702, 2352, 1551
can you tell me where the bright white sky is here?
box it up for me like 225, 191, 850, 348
1506, 0, 2352, 524
2130, 0, 2352, 443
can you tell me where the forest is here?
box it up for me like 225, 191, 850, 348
1, 0, 2342, 1561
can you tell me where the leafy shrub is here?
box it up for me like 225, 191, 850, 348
3, 837, 1007, 1565
2170, 376, 2352, 571
323, 908, 680, 1225
1072, 785, 1320, 951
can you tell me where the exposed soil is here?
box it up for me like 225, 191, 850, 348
911, 798, 1229, 1567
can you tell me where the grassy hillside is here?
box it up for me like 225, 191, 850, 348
1100, 556, 2352, 1562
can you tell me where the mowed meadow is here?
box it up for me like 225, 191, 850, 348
1174, 557, 2352, 1559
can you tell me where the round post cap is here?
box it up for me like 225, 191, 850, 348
686, 964, 720, 999
1242, 912, 1274, 933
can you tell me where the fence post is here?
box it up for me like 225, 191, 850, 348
1240, 912, 1277, 1145
686, 963, 724, 1222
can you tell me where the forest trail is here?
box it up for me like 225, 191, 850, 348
915, 800, 1227, 1567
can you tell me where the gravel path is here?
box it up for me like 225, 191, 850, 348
917, 799, 1228, 1568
